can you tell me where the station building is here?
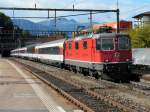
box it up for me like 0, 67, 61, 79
133, 11, 150, 27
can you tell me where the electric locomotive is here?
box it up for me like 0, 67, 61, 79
65, 33, 137, 81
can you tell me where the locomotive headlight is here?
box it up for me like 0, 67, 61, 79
105, 60, 109, 62
126, 59, 129, 61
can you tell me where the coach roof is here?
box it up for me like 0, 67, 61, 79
36, 39, 65, 48
11, 47, 27, 52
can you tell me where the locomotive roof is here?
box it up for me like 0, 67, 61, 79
66, 33, 129, 42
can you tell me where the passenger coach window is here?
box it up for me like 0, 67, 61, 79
119, 37, 130, 50
83, 41, 87, 49
39, 47, 60, 54
75, 42, 79, 50
101, 38, 114, 50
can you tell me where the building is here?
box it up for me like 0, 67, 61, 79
93, 20, 132, 32
133, 11, 150, 27
81, 20, 132, 33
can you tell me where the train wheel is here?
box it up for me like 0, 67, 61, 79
101, 73, 114, 81
81, 68, 88, 76
73, 67, 77, 73
89, 70, 93, 77
76, 66, 80, 73
90, 71, 100, 79
130, 73, 141, 82
94, 74, 100, 79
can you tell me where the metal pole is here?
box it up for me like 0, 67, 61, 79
0, 27, 3, 56
13, 8, 15, 39
48, 10, 49, 18
116, 9, 120, 33
117, 0, 119, 9
0, 7, 117, 12
55, 10, 57, 29
0, 28, 1, 55
90, 11, 93, 32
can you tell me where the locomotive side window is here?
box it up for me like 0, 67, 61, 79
119, 37, 130, 50
101, 38, 114, 50
83, 41, 87, 49
96, 39, 101, 50
69, 43, 72, 49
75, 42, 79, 50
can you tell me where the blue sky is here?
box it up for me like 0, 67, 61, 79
0, 0, 150, 23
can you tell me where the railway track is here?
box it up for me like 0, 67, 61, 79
130, 81, 150, 90
129, 81, 150, 96
27, 66, 123, 112
11, 58, 150, 112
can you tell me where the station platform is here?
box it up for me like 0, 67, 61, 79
0, 58, 80, 112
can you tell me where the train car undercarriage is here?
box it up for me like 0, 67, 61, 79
64, 61, 140, 82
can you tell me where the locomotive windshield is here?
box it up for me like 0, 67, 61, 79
96, 38, 114, 50
118, 36, 130, 50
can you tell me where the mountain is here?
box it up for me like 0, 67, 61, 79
37, 18, 86, 31
12, 19, 49, 31
12, 18, 97, 35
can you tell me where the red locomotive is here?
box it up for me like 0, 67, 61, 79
65, 33, 134, 81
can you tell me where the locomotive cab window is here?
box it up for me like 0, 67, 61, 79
83, 41, 87, 49
119, 36, 130, 50
75, 42, 79, 50
101, 38, 114, 50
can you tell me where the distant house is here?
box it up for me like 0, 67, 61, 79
81, 20, 132, 33
133, 11, 150, 27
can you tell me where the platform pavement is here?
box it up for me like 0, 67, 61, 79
0, 58, 81, 112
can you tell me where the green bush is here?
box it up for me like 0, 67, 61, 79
129, 25, 150, 48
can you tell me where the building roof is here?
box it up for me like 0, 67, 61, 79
81, 20, 132, 32
133, 11, 150, 19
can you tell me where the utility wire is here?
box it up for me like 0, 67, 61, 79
10, 12, 101, 19
121, 4, 150, 14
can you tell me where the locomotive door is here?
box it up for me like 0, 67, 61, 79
91, 39, 95, 65
90, 39, 95, 62
82, 39, 92, 64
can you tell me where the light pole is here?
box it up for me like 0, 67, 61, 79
117, 0, 119, 9
116, 0, 120, 33
0, 27, 3, 56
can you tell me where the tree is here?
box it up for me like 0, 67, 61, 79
129, 25, 150, 48
0, 12, 13, 30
